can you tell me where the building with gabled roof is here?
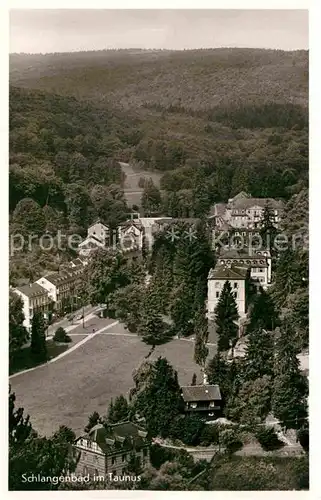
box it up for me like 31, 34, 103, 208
208, 191, 284, 230
207, 264, 250, 318
181, 384, 222, 419
74, 421, 150, 478
36, 265, 85, 312
13, 283, 53, 330
216, 247, 272, 288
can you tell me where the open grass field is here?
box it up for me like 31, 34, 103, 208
119, 161, 163, 208
10, 327, 216, 437
9, 335, 88, 376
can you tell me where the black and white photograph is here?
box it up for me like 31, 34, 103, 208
7, 5, 310, 493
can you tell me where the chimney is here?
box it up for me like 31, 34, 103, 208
203, 372, 209, 385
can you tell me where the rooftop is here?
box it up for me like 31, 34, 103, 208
208, 265, 248, 280
218, 248, 270, 259
229, 197, 284, 210
181, 385, 222, 402
76, 421, 149, 454
15, 282, 49, 298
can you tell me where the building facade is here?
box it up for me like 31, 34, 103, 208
13, 283, 53, 330
181, 384, 222, 419
216, 248, 272, 289
74, 422, 150, 478
36, 265, 85, 313
207, 265, 249, 318
209, 191, 284, 230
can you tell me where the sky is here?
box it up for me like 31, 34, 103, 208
9, 9, 308, 54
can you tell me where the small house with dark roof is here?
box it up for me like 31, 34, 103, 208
74, 421, 150, 478
181, 384, 222, 419
13, 283, 53, 330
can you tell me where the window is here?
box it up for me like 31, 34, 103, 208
216, 292, 220, 298
215, 282, 220, 288
191, 403, 197, 409
122, 454, 126, 462
234, 282, 238, 289
112, 456, 116, 465
83, 466, 88, 475
143, 448, 147, 457
209, 401, 215, 408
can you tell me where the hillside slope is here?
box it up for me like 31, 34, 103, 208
10, 48, 308, 110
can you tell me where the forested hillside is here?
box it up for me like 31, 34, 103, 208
9, 48, 308, 283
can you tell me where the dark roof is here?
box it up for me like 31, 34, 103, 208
43, 267, 83, 286
155, 218, 201, 225
181, 385, 221, 402
76, 421, 149, 454
218, 248, 270, 259
208, 265, 248, 280
15, 282, 48, 298
82, 233, 104, 244
229, 197, 284, 210
120, 220, 143, 230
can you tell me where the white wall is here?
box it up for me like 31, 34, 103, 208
207, 278, 246, 318
88, 222, 109, 241
36, 278, 57, 302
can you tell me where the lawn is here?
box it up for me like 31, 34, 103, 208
9, 335, 87, 376
9, 331, 216, 437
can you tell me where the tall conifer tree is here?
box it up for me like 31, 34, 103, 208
214, 281, 239, 353
30, 312, 47, 362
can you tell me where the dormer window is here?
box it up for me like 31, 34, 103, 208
191, 403, 197, 409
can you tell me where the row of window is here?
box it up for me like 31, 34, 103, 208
215, 282, 238, 289
220, 259, 266, 266
216, 291, 238, 299
189, 401, 216, 409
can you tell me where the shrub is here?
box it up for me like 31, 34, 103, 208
150, 444, 176, 469
255, 426, 284, 451
220, 428, 243, 454
53, 327, 72, 343
199, 423, 220, 446
297, 426, 309, 452
170, 414, 205, 446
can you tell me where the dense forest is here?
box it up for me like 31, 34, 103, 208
9, 48, 308, 284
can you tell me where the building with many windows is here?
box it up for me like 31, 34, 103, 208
216, 248, 272, 289
36, 265, 85, 313
209, 191, 284, 230
74, 422, 150, 478
207, 264, 250, 318
13, 283, 53, 330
